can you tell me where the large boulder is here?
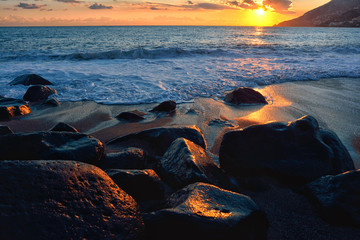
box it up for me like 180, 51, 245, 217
106, 169, 165, 202
0, 160, 144, 239
0, 98, 31, 120
304, 170, 360, 226
23, 85, 57, 102
0, 132, 104, 164
143, 182, 268, 240
101, 148, 147, 170
150, 100, 176, 113
9, 74, 53, 86
219, 115, 354, 185
224, 87, 267, 105
107, 126, 206, 157
158, 138, 234, 190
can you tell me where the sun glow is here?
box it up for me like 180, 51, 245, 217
255, 8, 266, 16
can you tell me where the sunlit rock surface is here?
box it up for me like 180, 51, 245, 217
0, 160, 144, 239
0, 132, 104, 164
9, 74, 53, 86
159, 138, 234, 190
0, 98, 31, 120
219, 115, 354, 185
224, 87, 267, 105
107, 126, 206, 157
23, 85, 57, 102
150, 100, 176, 113
304, 169, 360, 226
101, 148, 147, 170
143, 182, 268, 240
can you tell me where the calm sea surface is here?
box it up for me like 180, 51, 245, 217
1, 26, 359, 104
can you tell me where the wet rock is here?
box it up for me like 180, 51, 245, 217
304, 170, 360, 226
0, 125, 13, 135
107, 126, 206, 158
23, 85, 57, 102
143, 182, 268, 240
50, 122, 79, 133
43, 97, 61, 106
159, 138, 234, 190
219, 115, 354, 185
224, 87, 267, 104
101, 148, 147, 170
0, 98, 31, 120
116, 110, 146, 122
0, 132, 104, 164
0, 160, 144, 239
106, 169, 165, 202
150, 100, 176, 113
9, 74, 53, 86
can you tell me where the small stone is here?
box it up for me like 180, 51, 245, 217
9, 74, 53, 86
150, 100, 176, 113
50, 122, 78, 133
116, 110, 145, 122
224, 87, 267, 104
43, 97, 61, 107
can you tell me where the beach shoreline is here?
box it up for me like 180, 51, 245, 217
2, 77, 359, 166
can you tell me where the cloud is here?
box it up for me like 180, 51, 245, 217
16, 3, 46, 9
89, 3, 113, 9
227, 0, 294, 13
56, 0, 82, 3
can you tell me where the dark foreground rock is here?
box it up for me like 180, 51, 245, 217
0, 160, 144, 239
0, 98, 31, 120
107, 126, 206, 157
0, 132, 104, 164
106, 169, 165, 202
50, 122, 79, 133
304, 170, 360, 226
9, 74, 53, 86
116, 110, 146, 122
219, 115, 354, 185
101, 148, 147, 170
143, 182, 268, 240
150, 100, 176, 113
159, 138, 234, 190
224, 87, 267, 104
23, 85, 57, 102
0, 125, 13, 135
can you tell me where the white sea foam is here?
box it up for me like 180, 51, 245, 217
0, 26, 359, 104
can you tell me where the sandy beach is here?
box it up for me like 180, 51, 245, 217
1, 77, 360, 239
2, 77, 359, 166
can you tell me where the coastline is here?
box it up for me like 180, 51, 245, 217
2, 77, 359, 167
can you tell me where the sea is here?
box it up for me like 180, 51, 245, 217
1, 26, 360, 104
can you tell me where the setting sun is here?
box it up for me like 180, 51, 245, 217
255, 8, 266, 16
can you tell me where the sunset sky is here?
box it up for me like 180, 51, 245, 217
1, 0, 330, 26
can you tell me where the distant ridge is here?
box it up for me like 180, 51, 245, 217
275, 0, 360, 27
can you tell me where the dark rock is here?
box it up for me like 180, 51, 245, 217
159, 138, 234, 190
224, 87, 267, 104
101, 148, 147, 170
116, 110, 145, 122
9, 74, 53, 86
106, 169, 165, 202
0, 132, 104, 164
150, 100, 176, 113
0, 125, 13, 135
107, 126, 206, 158
0, 98, 31, 120
304, 170, 360, 226
142, 182, 268, 240
0, 95, 3, 99
50, 122, 79, 133
43, 97, 61, 106
219, 115, 354, 185
0, 160, 144, 239
23, 85, 57, 102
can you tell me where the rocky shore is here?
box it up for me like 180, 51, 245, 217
1, 74, 360, 239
